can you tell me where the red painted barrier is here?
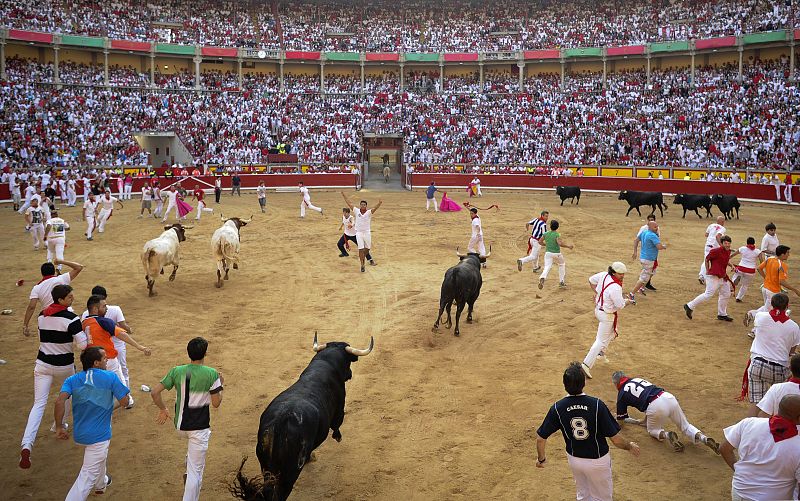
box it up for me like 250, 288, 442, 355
366, 53, 400, 62
607, 45, 646, 56
285, 51, 321, 60
694, 36, 737, 50
444, 53, 479, 62
523, 50, 561, 60
8, 30, 54, 43
201, 47, 238, 57
408, 173, 791, 202
110, 40, 152, 52
267, 153, 299, 163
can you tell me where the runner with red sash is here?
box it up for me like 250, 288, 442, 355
581, 262, 634, 379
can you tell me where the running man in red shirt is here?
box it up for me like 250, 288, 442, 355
192, 184, 214, 221
684, 235, 739, 321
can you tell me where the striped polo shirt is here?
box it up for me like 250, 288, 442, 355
37, 305, 84, 367
528, 217, 548, 239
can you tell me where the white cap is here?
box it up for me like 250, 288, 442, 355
611, 262, 628, 274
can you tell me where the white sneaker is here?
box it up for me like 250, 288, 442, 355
743, 312, 754, 327
50, 422, 69, 433
126, 395, 135, 409
580, 363, 593, 379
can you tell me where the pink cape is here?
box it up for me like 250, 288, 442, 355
439, 192, 462, 212
176, 198, 193, 217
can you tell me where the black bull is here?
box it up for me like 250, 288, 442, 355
556, 186, 581, 205
618, 190, 667, 217
230, 334, 373, 501
433, 250, 489, 337
673, 194, 713, 218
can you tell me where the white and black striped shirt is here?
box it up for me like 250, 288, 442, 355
37, 308, 86, 367
528, 217, 548, 239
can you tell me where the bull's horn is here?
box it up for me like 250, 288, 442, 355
182, 225, 195, 230
312, 331, 327, 352
242, 214, 253, 224
220, 213, 226, 222
481, 245, 492, 259
345, 336, 374, 357
455, 246, 466, 258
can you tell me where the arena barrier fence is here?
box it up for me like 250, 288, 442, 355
0, 173, 361, 203
407, 173, 798, 204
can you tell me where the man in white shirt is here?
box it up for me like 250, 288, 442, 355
160, 187, 182, 223
760, 222, 779, 259
83, 193, 99, 241
731, 237, 763, 303
24, 198, 46, 250
746, 293, 800, 417
471, 176, 482, 196
699, 216, 726, 283
11, 178, 22, 211
139, 184, 153, 218
720, 395, 800, 501
341, 192, 381, 272
467, 208, 486, 258
256, 181, 267, 213
66, 176, 77, 207
44, 210, 70, 269
18, 183, 38, 215
299, 182, 323, 218
152, 183, 163, 218
22, 259, 84, 337
581, 262, 635, 378
97, 189, 123, 233
757, 354, 800, 417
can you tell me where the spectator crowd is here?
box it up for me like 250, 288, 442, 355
1, 55, 798, 170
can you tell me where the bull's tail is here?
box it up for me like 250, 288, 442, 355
142, 249, 158, 279
229, 457, 269, 501
216, 239, 239, 272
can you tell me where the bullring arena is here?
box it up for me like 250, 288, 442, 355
2, 0, 800, 498
1, 187, 798, 500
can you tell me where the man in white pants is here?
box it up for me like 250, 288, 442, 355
55, 346, 130, 499
536, 362, 640, 501
612, 371, 720, 454
97, 189, 123, 233
699, 216, 726, 284
517, 210, 548, 272
341, 192, 382, 272
425, 182, 439, 212
192, 185, 214, 220
731, 237, 763, 302
299, 182, 323, 218
20, 284, 87, 469
161, 187, 181, 222
18, 182, 37, 215
153, 182, 164, 218
24, 198, 46, 250
466, 207, 487, 257
471, 176, 482, 196
151, 337, 224, 501
82, 193, 98, 241
685, 235, 737, 321
66, 176, 77, 207
581, 262, 634, 379
81, 286, 138, 408
538, 220, 573, 289
81, 174, 92, 201
44, 210, 70, 267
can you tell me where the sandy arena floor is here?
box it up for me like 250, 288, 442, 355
0, 188, 798, 500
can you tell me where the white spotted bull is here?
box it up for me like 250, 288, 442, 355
211, 214, 252, 288
141, 223, 191, 297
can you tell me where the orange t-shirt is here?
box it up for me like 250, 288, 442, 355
759, 257, 788, 293
81, 317, 124, 359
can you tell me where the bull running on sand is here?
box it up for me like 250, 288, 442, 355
211, 214, 252, 288
141, 223, 191, 297
230, 332, 373, 501
433, 247, 490, 337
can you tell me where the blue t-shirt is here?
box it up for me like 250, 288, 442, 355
639, 230, 661, 261
61, 368, 129, 445
426, 185, 437, 199
615, 377, 665, 419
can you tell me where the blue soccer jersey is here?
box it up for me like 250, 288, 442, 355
615, 377, 664, 419
537, 394, 621, 459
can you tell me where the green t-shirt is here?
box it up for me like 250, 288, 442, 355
543, 231, 561, 253
161, 364, 222, 431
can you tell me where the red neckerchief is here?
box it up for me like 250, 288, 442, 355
615, 376, 630, 390
769, 308, 790, 323
789, 376, 800, 386
769, 415, 799, 442
42, 303, 67, 316
37, 274, 56, 285
746, 244, 756, 250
